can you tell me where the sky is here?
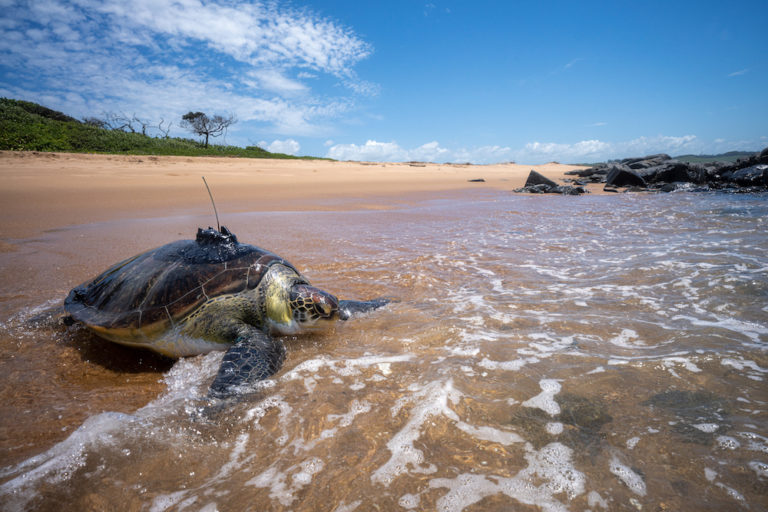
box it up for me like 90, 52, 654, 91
1, 0, 766, 164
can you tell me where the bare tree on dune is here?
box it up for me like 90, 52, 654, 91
180, 111, 237, 148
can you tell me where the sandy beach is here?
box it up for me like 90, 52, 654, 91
0, 151, 589, 240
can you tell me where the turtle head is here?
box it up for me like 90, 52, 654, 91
288, 284, 340, 329
262, 265, 339, 334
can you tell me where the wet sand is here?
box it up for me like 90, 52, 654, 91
0, 151, 589, 240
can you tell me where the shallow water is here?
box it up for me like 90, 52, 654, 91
1, 190, 767, 511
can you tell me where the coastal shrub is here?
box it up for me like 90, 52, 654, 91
0, 98, 317, 159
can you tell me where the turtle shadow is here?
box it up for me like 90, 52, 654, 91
66, 328, 175, 373
24, 304, 174, 374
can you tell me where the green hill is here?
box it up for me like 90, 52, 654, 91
0, 98, 312, 159
673, 151, 757, 164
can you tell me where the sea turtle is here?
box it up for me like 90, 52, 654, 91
64, 226, 389, 398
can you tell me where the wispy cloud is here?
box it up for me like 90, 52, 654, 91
0, 0, 373, 137
564, 58, 583, 70
727, 68, 749, 77
586, 121, 608, 127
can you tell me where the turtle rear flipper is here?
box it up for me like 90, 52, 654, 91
208, 328, 285, 399
339, 298, 392, 320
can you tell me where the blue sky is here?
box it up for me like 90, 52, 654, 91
1, 0, 766, 163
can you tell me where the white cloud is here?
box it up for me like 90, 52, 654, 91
0, 0, 372, 138
727, 68, 748, 77
247, 69, 308, 96
522, 140, 610, 162
325, 134, 737, 165
326, 140, 513, 164
327, 140, 408, 161
258, 139, 300, 155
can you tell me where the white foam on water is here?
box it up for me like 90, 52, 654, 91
608, 329, 649, 349
626, 437, 641, 449
662, 356, 702, 374
214, 432, 253, 481
454, 422, 524, 445
371, 380, 461, 486
672, 314, 768, 345
546, 422, 564, 435
429, 442, 585, 512
522, 379, 562, 417
0, 353, 219, 511
587, 490, 609, 509
738, 431, 768, 454
721, 357, 767, 381
247, 457, 324, 506
693, 423, 720, 433
398, 493, 421, 509
477, 357, 534, 372
244, 395, 293, 428
609, 456, 646, 496
283, 354, 413, 389
748, 461, 768, 479
290, 400, 372, 453
333, 500, 362, 512
149, 490, 190, 512
704, 468, 718, 482
715, 482, 748, 508
0, 411, 136, 511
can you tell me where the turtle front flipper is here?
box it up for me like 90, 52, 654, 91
339, 298, 392, 320
208, 328, 285, 399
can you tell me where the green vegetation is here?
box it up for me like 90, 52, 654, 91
673, 151, 756, 164
0, 98, 316, 159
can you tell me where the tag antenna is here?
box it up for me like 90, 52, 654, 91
202, 176, 220, 232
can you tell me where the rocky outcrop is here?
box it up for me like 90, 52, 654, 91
515, 170, 588, 195
565, 147, 768, 193
605, 165, 646, 188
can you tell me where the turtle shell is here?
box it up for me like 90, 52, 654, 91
64, 227, 298, 340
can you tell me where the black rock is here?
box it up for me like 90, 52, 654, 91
524, 169, 558, 188
605, 165, 647, 187
623, 154, 672, 169
721, 164, 768, 187
638, 161, 706, 184
467, 178, 486, 182
514, 183, 587, 195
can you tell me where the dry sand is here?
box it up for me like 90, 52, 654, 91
0, 151, 591, 239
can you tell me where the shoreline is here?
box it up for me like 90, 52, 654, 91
0, 151, 592, 239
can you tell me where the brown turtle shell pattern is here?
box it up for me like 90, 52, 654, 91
64, 237, 297, 336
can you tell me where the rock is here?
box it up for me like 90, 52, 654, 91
639, 162, 706, 184
564, 166, 609, 178
467, 178, 486, 182
554, 185, 588, 195
524, 170, 558, 188
605, 165, 647, 187
530, 147, 768, 195
720, 164, 768, 187
515, 183, 587, 195
623, 154, 672, 169
514, 171, 588, 195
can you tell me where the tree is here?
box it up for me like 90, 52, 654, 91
180, 111, 236, 148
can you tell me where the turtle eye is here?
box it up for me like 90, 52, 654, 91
315, 302, 332, 317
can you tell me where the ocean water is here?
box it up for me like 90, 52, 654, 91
0, 190, 766, 511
